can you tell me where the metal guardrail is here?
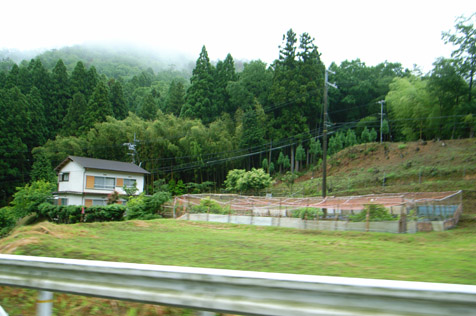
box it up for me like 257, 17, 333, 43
0, 254, 476, 316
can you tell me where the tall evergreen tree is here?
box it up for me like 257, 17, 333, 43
70, 61, 89, 97
240, 108, 265, 168
30, 58, 51, 107
62, 92, 89, 136
215, 53, 237, 114
86, 81, 113, 128
86, 66, 99, 98
139, 93, 158, 121
295, 144, 306, 172
180, 46, 217, 124
297, 32, 325, 130
30, 150, 56, 183
109, 79, 128, 119
49, 59, 71, 136
0, 88, 30, 205
26, 87, 48, 148
269, 29, 324, 139
227, 60, 272, 114
4, 64, 19, 89
165, 80, 185, 116
17, 65, 32, 94
309, 137, 322, 164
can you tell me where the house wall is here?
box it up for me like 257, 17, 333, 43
83, 169, 145, 195
57, 195, 83, 206
58, 161, 85, 192
56, 160, 146, 206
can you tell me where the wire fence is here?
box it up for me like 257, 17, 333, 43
169, 191, 463, 233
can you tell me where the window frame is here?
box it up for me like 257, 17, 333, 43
93, 176, 116, 190
123, 178, 137, 188
92, 199, 107, 206
60, 172, 70, 182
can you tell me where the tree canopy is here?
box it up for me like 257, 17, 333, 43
0, 17, 475, 205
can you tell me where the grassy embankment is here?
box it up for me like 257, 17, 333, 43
271, 139, 476, 196
1, 139, 476, 315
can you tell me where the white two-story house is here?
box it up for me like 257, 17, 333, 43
54, 156, 149, 206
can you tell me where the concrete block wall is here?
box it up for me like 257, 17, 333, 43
183, 212, 459, 234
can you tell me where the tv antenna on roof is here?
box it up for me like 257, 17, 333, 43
123, 133, 140, 164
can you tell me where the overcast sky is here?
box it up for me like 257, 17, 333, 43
1, 0, 475, 72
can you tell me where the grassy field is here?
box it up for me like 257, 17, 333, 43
3, 219, 476, 284
1, 139, 476, 315
1, 218, 476, 315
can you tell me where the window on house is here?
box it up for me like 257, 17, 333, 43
60, 173, 69, 182
56, 198, 68, 206
94, 176, 115, 189
123, 178, 137, 188
92, 199, 107, 206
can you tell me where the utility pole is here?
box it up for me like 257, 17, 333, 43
378, 100, 385, 143
123, 133, 140, 164
321, 68, 337, 199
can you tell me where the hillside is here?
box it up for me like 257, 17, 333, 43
271, 139, 476, 226
1, 139, 476, 315
274, 139, 476, 196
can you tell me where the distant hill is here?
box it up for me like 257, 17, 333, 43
38, 44, 195, 79
2, 44, 195, 80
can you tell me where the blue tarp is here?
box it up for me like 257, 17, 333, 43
416, 205, 458, 217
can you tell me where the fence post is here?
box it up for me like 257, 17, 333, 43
365, 207, 370, 232
399, 206, 407, 233
172, 198, 177, 219
37, 291, 53, 316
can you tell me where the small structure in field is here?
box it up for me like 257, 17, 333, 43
173, 191, 462, 234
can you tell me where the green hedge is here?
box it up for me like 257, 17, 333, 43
291, 207, 323, 220
38, 204, 126, 224
190, 198, 230, 214
348, 204, 397, 222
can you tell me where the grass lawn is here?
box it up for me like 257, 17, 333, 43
1, 215, 476, 315
3, 219, 476, 285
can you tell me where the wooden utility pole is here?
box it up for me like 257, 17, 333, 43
378, 100, 385, 143
321, 69, 337, 199
322, 71, 328, 198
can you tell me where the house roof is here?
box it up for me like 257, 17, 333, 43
55, 156, 150, 174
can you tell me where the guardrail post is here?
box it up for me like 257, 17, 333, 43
36, 291, 53, 316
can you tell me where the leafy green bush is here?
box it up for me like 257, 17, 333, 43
291, 207, 322, 220
0, 207, 15, 236
225, 168, 272, 193
349, 204, 396, 222
9, 180, 56, 220
0, 181, 57, 236
191, 198, 230, 214
85, 205, 126, 222
125, 191, 171, 220
38, 204, 126, 224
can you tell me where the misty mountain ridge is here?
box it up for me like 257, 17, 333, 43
0, 42, 252, 80
1, 43, 198, 79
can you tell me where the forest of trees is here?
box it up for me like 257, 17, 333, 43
0, 14, 475, 206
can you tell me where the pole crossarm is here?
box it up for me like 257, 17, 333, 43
0, 254, 475, 316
